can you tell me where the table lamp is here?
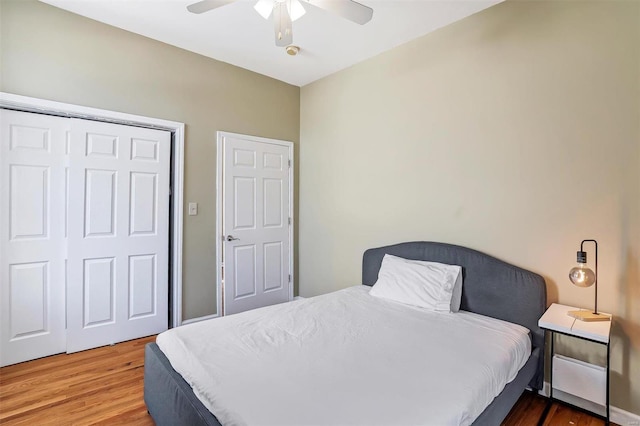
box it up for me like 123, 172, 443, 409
568, 239, 610, 321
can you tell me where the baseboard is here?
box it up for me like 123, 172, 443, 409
180, 313, 220, 325
538, 381, 640, 425
611, 407, 640, 426
182, 299, 305, 324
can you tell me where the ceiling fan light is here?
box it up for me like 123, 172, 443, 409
288, 0, 306, 21
254, 0, 273, 19
273, 1, 293, 46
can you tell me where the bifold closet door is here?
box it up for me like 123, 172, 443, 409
0, 110, 67, 366
66, 119, 170, 353
1, 109, 171, 365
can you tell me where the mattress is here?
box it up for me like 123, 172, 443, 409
156, 285, 531, 426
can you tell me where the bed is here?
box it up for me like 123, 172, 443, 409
144, 241, 547, 425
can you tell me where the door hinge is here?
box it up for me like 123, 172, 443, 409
288, 217, 291, 225
288, 159, 291, 168
288, 274, 291, 283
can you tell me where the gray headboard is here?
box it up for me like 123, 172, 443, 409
362, 241, 547, 388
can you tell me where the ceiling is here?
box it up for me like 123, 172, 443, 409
40, 0, 502, 87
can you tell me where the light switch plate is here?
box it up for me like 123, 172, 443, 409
188, 202, 198, 216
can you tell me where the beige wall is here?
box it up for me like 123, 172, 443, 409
0, 0, 300, 320
300, 0, 640, 415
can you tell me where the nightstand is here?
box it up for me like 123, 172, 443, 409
538, 303, 612, 424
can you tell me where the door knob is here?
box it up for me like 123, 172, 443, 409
226, 235, 239, 241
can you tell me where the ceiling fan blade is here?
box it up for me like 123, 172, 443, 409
288, 0, 306, 21
305, 0, 373, 25
254, 0, 274, 19
187, 0, 237, 14
273, 1, 293, 47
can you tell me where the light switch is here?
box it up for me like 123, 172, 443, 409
188, 202, 198, 216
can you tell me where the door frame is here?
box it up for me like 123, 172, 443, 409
0, 92, 186, 328
215, 131, 294, 317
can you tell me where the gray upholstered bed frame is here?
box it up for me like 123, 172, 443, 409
145, 241, 547, 425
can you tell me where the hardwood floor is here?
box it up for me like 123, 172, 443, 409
0, 336, 155, 425
0, 336, 609, 425
501, 391, 611, 426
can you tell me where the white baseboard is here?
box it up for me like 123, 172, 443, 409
180, 313, 220, 325
611, 407, 640, 426
182, 299, 305, 324
539, 381, 640, 425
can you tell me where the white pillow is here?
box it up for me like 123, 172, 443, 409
369, 254, 463, 313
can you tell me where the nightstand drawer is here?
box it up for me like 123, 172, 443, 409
553, 354, 606, 405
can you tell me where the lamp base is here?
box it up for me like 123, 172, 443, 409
567, 310, 611, 322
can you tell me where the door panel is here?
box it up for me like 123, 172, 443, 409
131, 138, 159, 161
129, 254, 156, 318
263, 178, 282, 227
263, 242, 283, 291
233, 245, 257, 298
223, 135, 291, 315
9, 262, 48, 337
130, 172, 157, 235
10, 165, 49, 239
0, 110, 67, 366
84, 169, 116, 237
234, 177, 256, 229
86, 133, 118, 157
83, 257, 115, 327
66, 119, 170, 353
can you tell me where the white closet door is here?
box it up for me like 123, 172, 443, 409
222, 135, 291, 315
66, 119, 170, 353
0, 110, 67, 366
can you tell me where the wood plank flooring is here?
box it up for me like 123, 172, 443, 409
0, 336, 155, 425
0, 335, 609, 425
501, 391, 610, 426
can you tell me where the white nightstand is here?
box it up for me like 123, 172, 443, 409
538, 303, 612, 424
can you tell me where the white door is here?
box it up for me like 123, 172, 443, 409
221, 133, 292, 315
66, 119, 171, 352
0, 110, 67, 366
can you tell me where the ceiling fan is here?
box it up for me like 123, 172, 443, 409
187, 0, 374, 47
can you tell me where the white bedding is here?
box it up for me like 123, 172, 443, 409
156, 285, 531, 426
